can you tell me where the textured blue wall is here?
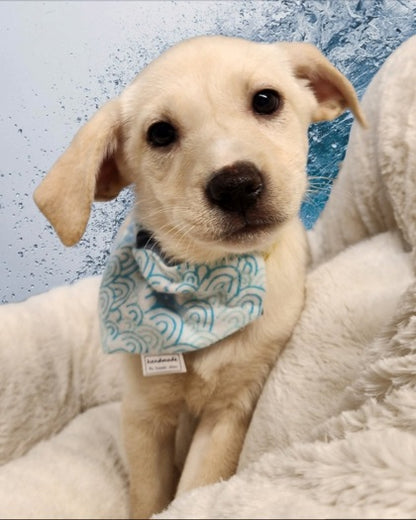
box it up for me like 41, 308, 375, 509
1, 0, 415, 303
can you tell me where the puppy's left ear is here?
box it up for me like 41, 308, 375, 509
281, 42, 366, 126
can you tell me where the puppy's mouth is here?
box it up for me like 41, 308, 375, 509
218, 215, 283, 244
219, 219, 279, 243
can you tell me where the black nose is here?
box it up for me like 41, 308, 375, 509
206, 161, 264, 214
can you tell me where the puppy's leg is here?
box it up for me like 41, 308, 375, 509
174, 408, 197, 474
176, 408, 249, 495
122, 356, 184, 519
122, 397, 179, 519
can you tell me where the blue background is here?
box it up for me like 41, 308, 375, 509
1, 0, 415, 303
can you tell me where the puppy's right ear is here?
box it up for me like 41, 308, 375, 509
280, 42, 366, 126
34, 99, 129, 246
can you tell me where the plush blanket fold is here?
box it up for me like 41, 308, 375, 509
1, 36, 415, 519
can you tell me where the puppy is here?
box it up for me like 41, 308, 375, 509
34, 36, 364, 519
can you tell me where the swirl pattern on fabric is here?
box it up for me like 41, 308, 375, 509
99, 212, 266, 354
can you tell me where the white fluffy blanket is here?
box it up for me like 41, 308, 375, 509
1, 37, 416, 519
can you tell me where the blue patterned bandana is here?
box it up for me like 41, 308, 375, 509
99, 212, 266, 355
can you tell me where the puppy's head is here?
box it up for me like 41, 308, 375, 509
34, 36, 365, 263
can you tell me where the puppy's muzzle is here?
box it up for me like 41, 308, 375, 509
206, 161, 264, 215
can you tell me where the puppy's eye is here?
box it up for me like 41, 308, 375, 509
252, 89, 280, 115
147, 121, 177, 147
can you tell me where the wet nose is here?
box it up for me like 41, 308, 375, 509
206, 161, 264, 214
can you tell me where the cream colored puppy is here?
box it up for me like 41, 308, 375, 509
34, 36, 364, 519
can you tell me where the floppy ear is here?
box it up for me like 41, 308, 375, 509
281, 42, 366, 126
34, 99, 129, 246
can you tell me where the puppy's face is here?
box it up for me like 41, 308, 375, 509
34, 36, 365, 261
119, 38, 313, 262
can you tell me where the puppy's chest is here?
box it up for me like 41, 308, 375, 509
181, 314, 284, 412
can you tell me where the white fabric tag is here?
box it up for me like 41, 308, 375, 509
141, 353, 187, 377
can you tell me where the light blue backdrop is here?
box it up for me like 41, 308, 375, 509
1, 0, 415, 303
